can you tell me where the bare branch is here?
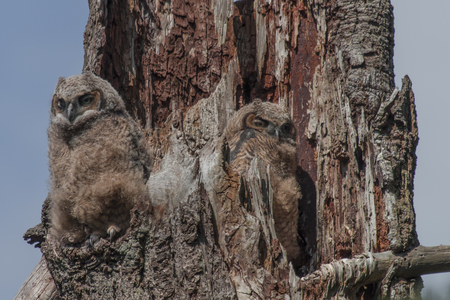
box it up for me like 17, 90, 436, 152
14, 256, 58, 300
299, 245, 450, 298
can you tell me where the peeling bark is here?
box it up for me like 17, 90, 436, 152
17, 0, 426, 299
300, 245, 450, 299
302, 1, 420, 295
13, 256, 59, 300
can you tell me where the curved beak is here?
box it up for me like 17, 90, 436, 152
67, 103, 75, 123
266, 124, 280, 139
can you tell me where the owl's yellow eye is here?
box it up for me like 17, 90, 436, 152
57, 99, 66, 110
79, 95, 94, 106
253, 119, 268, 127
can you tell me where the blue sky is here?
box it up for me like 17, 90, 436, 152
393, 0, 450, 297
0, 2, 89, 298
1, 1, 449, 298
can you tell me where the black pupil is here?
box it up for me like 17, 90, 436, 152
254, 119, 266, 127
80, 96, 92, 106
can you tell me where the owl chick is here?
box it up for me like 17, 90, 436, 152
48, 72, 151, 245
224, 99, 301, 262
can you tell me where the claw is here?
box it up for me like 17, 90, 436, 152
107, 225, 120, 242
89, 234, 100, 246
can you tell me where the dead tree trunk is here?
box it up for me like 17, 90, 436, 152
17, 0, 426, 299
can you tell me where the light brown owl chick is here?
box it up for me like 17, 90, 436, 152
48, 72, 151, 246
224, 99, 301, 262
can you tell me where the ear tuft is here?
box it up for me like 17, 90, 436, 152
56, 77, 65, 89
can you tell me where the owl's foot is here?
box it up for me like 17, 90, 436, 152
89, 233, 101, 246
107, 225, 120, 242
82, 226, 99, 246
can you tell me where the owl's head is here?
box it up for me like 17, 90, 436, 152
225, 99, 296, 143
244, 111, 296, 141
50, 72, 126, 127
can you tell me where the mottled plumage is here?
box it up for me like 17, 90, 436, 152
48, 72, 151, 245
225, 99, 301, 262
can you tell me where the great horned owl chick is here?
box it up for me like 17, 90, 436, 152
48, 72, 151, 245
224, 99, 301, 262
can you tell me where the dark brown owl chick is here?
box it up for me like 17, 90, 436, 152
224, 99, 301, 262
48, 72, 151, 246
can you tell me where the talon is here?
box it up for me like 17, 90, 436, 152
109, 228, 115, 241
107, 225, 120, 242
89, 234, 100, 246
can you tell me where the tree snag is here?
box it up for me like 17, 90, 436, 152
16, 0, 432, 299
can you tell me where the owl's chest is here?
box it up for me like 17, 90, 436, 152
55, 121, 132, 175
228, 130, 295, 177
229, 130, 278, 164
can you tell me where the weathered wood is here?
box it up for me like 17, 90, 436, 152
18, 0, 427, 299
13, 256, 59, 300
299, 245, 450, 299
372, 246, 450, 283
40, 174, 236, 299
306, 0, 419, 262
82, 0, 419, 269
16, 242, 450, 299
201, 147, 295, 299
